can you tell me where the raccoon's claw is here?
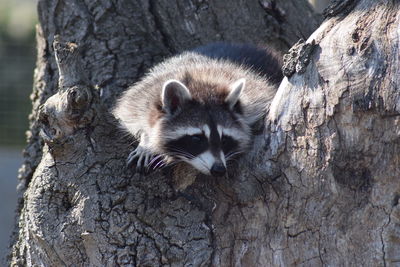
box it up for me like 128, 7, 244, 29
127, 146, 150, 171
127, 149, 139, 166
127, 146, 162, 174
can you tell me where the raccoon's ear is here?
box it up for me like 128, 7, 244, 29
162, 79, 192, 114
225, 78, 245, 110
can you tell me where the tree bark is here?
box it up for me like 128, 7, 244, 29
11, 0, 400, 266
9, 1, 319, 265
268, 1, 400, 265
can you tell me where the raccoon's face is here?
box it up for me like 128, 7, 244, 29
159, 78, 251, 177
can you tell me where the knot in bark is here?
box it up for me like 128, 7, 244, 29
282, 39, 316, 77
38, 86, 95, 146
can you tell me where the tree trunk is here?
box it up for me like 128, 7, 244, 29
10, 0, 399, 266
268, 0, 400, 265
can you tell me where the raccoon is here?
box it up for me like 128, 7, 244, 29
112, 43, 282, 177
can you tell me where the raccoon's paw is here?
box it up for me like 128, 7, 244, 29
127, 146, 164, 174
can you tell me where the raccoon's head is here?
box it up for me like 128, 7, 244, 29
158, 78, 252, 177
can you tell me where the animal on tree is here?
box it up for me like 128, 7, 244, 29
113, 43, 282, 177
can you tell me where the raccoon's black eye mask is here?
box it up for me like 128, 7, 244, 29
165, 132, 239, 158
221, 135, 238, 154
165, 134, 208, 156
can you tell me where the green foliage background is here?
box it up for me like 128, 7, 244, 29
0, 0, 37, 147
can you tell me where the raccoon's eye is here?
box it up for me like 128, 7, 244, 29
189, 134, 208, 152
190, 135, 202, 143
221, 135, 238, 154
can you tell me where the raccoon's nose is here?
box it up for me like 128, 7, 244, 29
210, 163, 226, 177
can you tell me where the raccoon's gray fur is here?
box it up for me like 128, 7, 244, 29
113, 45, 280, 177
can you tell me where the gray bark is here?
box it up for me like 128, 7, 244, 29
9, 0, 319, 264
11, 0, 400, 266
268, 1, 400, 265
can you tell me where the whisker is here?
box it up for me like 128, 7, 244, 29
167, 148, 196, 160
158, 160, 182, 170
170, 149, 194, 157
154, 159, 168, 169
146, 157, 166, 171
148, 154, 167, 166
226, 158, 241, 164
226, 150, 245, 161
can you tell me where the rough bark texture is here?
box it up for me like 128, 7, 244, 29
269, 1, 400, 265
10, 0, 400, 266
